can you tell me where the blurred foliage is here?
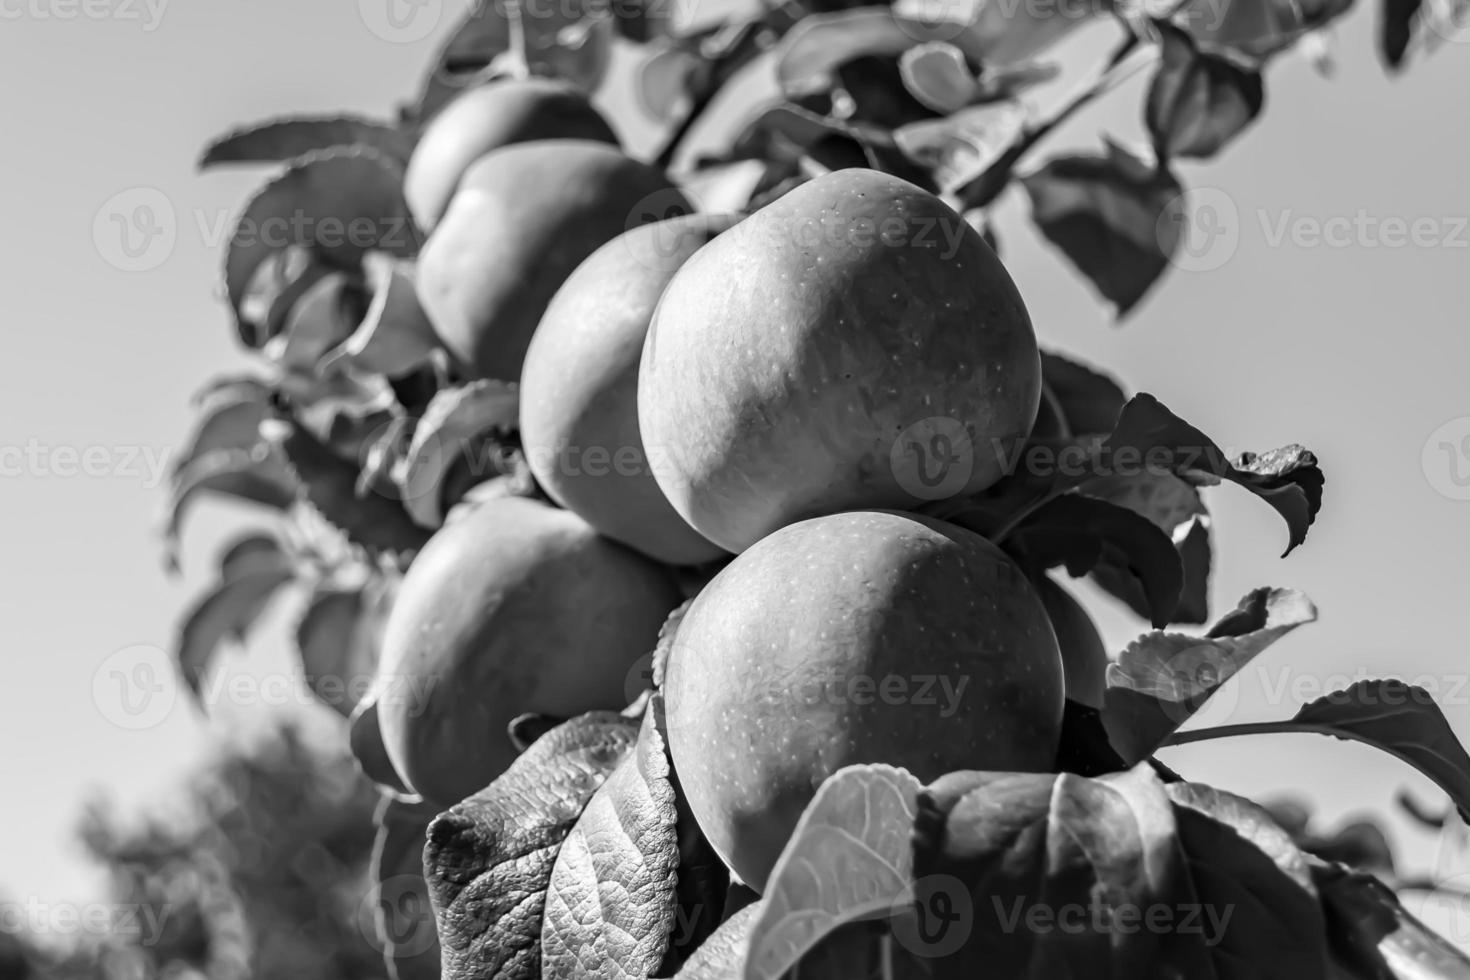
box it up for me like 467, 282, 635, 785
1, 724, 388, 980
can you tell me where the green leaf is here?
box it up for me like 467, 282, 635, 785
1081, 476, 1211, 625
1146, 21, 1264, 160
744, 764, 922, 980
394, 380, 522, 530
1311, 858, 1470, 978
1168, 0, 1355, 64
1272, 681, 1470, 823
541, 705, 683, 979
368, 796, 443, 980
1021, 141, 1184, 316
1055, 699, 1131, 776
1380, 0, 1422, 67
1008, 494, 1185, 627
200, 115, 414, 170
424, 712, 639, 980
1165, 784, 1328, 980
165, 446, 298, 568
772, 9, 922, 99
410, 0, 612, 122
1103, 587, 1318, 763
218, 532, 286, 580
911, 763, 1209, 978
1039, 350, 1129, 436
175, 544, 295, 704
224, 146, 417, 349
893, 102, 1026, 194
234, 245, 335, 349
349, 695, 415, 798
262, 271, 365, 373
898, 42, 980, 113
674, 904, 761, 980
295, 584, 385, 717
318, 254, 441, 379
273, 416, 431, 559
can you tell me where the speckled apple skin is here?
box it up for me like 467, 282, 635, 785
638, 168, 1041, 553
404, 79, 619, 234
1036, 576, 1109, 709
376, 496, 680, 808
663, 510, 1063, 892
418, 140, 689, 381
521, 214, 737, 566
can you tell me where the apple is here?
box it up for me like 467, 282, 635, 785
418, 140, 690, 381
520, 213, 739, 566
375, 495, 680, 807
1035, 575, 1109, 709
404, 78, 618, 234
663, 509, 1063, 891
638, 168, 1041, 553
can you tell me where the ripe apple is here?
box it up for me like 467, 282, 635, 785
418, 140, 690, 381
375, 495, 680, 807
404, 78, 618, 234
520, 213, 739, 566
663, 510, 1063, 891
638, 168, 1041, 553
1035, 575, 1109, 709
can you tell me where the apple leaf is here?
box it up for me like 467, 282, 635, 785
224, 146, 417, 348
175, 541, 295, 704
893, 102, 1027, 194
743, 764, 922, 980
165, 446, 298, 568
1008, 494, 1185, 627
1168, 0, 1355, 65
541, 706, 682, 980
636, 40, 706, 124
217, 533, 285, 580
1102, 587, 1318, 764
1241, 681, 1470, 823
173, 380, 274, 480
368, 796, 442, 980
898, 42, 980, 113
349, 695, 415, 798
234, 246, 336, 349
1039, 350, 1129, 436
1056, 699, 1131, 776
649, 599, 695, 691
200, 115, 414, 170
1381, 0, 1422, 67
674, 904, 761, 980
1081, 475, 1211, 625
410, 0, 611, 123
394, 380, 522, 530
262, 271, 364, 373
1093, 514, 1212, 625
911, 763, 1209, 978
772, 8, 922, 99
294, 585, 383, 718
272, 417, 431, 559
425, 713, 639, 980
1021, 141, 1183, 316
1146, 21, 1265, 160
1165, 784, 1328, 979
1311, 858, 1470, 978
319, 254, 441, 379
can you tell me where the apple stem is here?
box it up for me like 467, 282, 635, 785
1163, 721, 1316, 746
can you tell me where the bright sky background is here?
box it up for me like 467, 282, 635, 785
2, 0, 1469, 938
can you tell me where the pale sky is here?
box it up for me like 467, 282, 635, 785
1, 0, 1468, 936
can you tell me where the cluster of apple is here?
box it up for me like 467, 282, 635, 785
368, 72, 1107, 894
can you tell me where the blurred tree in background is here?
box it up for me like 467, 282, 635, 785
0, 723, 388, 980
